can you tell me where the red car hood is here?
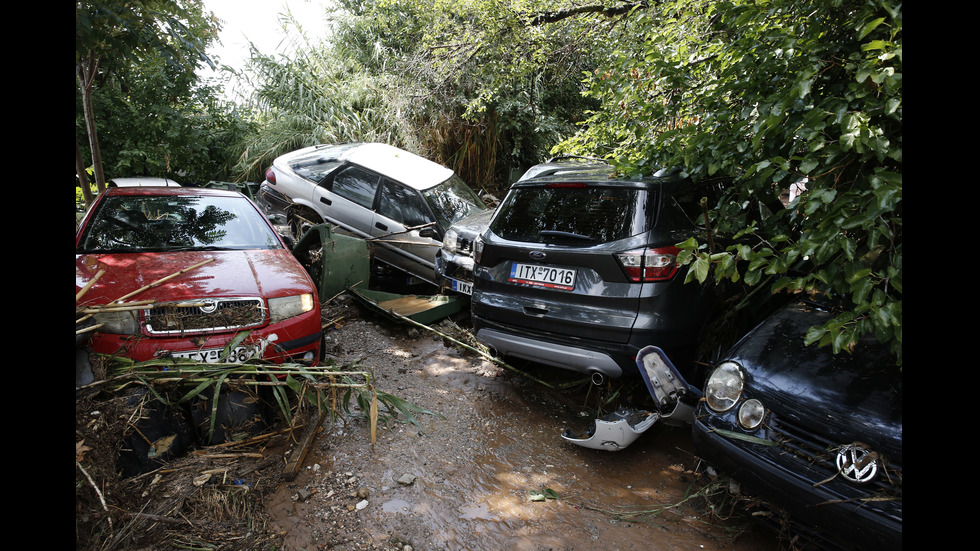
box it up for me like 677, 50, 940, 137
76, 249, 316, 305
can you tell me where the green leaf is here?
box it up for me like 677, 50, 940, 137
711, 428, 779, 446
858, 17, 887, 40
693, 256, 710, 283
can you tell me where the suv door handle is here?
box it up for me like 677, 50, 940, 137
375, 222, 388, 231
320, 197, 332, 206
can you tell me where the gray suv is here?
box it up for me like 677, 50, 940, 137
471, 160, 724, 381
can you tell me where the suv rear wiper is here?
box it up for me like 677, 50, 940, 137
540, 230, 592, 241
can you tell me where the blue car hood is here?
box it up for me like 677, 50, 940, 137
728, 302, 902, 460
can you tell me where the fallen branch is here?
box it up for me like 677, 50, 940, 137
282, 408, 328, 481
77, 462, 112, 529
386, 309, 556, 389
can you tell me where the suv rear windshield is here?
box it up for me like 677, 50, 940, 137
489, 184, 652, 245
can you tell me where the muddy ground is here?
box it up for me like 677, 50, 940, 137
75, 295, 783, 551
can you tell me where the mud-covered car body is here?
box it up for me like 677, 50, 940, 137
75, 187, 322, 365
693, 301, 902, 550
262, 142, 488, 284
471, 160, 724, 380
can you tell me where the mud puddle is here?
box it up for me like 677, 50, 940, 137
266, 311, 778, 550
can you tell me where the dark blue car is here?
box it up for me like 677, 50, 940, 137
692, 301, 902, 550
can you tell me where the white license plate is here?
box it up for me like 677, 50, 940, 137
509, 263, 576, 291
171, 346, 256, 363
449, 278, 473, 295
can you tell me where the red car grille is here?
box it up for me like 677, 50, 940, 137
144, 298, 266, 335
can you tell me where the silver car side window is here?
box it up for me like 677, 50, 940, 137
378, 180, 432, 228
331, 166, 380, 209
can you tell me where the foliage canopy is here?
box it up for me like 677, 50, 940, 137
76, 0, 252, 188
75, 0, 903, 364
559, 0, 902, 363
232, 0, 615, 188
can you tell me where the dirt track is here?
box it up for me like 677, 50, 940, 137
74, 295, 781, 551
261, 297, 780, 550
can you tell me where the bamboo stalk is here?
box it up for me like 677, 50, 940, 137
112, 258, 215, 303
203, 426, 304, 449
78, 303, 156, 314
76, 269, 105, 302
75, 323, 104, 335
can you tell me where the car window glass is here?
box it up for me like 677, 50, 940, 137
77, 195, 281, 253
290, 158, 343, 183
331, 166, 381, 209
378, 180, 432, 228
421, 175, 487, 229
490, 186, 650, 244
665, 182, 724, 228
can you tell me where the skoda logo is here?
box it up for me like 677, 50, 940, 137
199, 299, 219, 314
836, 444, 878, 483
529, 251, 547, 260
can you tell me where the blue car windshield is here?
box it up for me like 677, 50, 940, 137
77, 195, 283, 253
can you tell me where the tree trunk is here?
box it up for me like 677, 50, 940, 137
75, 134, 93, 209
77, 56, 106, 193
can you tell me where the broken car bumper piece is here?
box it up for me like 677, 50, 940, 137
562, 345, 699, 451
561, 408, 658, 451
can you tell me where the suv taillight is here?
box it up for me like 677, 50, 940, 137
264, 168, 276, 185
616, 246, 680, 282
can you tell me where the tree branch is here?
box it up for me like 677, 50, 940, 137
528, 1, 649, 26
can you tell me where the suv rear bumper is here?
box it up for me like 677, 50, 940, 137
474, 325, 627, 378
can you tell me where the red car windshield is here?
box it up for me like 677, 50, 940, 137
77, 194, 283, 253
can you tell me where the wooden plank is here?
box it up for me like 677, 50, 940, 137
282, 409, 327, 482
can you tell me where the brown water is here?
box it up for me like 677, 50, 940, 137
267, 322, 778, 551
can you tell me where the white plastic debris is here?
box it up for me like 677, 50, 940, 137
561, 408, 659, 451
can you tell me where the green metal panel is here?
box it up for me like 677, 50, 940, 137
347, 287, 467, 325
293, 224, 370, 299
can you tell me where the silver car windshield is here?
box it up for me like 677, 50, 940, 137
422, 175, 487, 229
78, 195, 283, 253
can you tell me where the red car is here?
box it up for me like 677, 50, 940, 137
76, 187, 322, 365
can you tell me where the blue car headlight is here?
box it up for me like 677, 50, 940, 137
737, 398, 766, 430
705, 361, 744, 413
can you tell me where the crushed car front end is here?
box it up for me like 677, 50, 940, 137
76, 187, 322, 366
692, 301, 902, 550
436, 209, 494, 295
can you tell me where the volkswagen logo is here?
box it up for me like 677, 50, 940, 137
529, 250, 547, 260
836, 444, 878, 483
199, 299, 219, 314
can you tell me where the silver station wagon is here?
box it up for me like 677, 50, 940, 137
263, 143, 488, 285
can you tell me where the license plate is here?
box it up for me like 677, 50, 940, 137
171, 346, 256, 363
509, 262, 576, 291
449, 278, 473, 295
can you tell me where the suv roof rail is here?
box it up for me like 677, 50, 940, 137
544, 154, 609, 164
